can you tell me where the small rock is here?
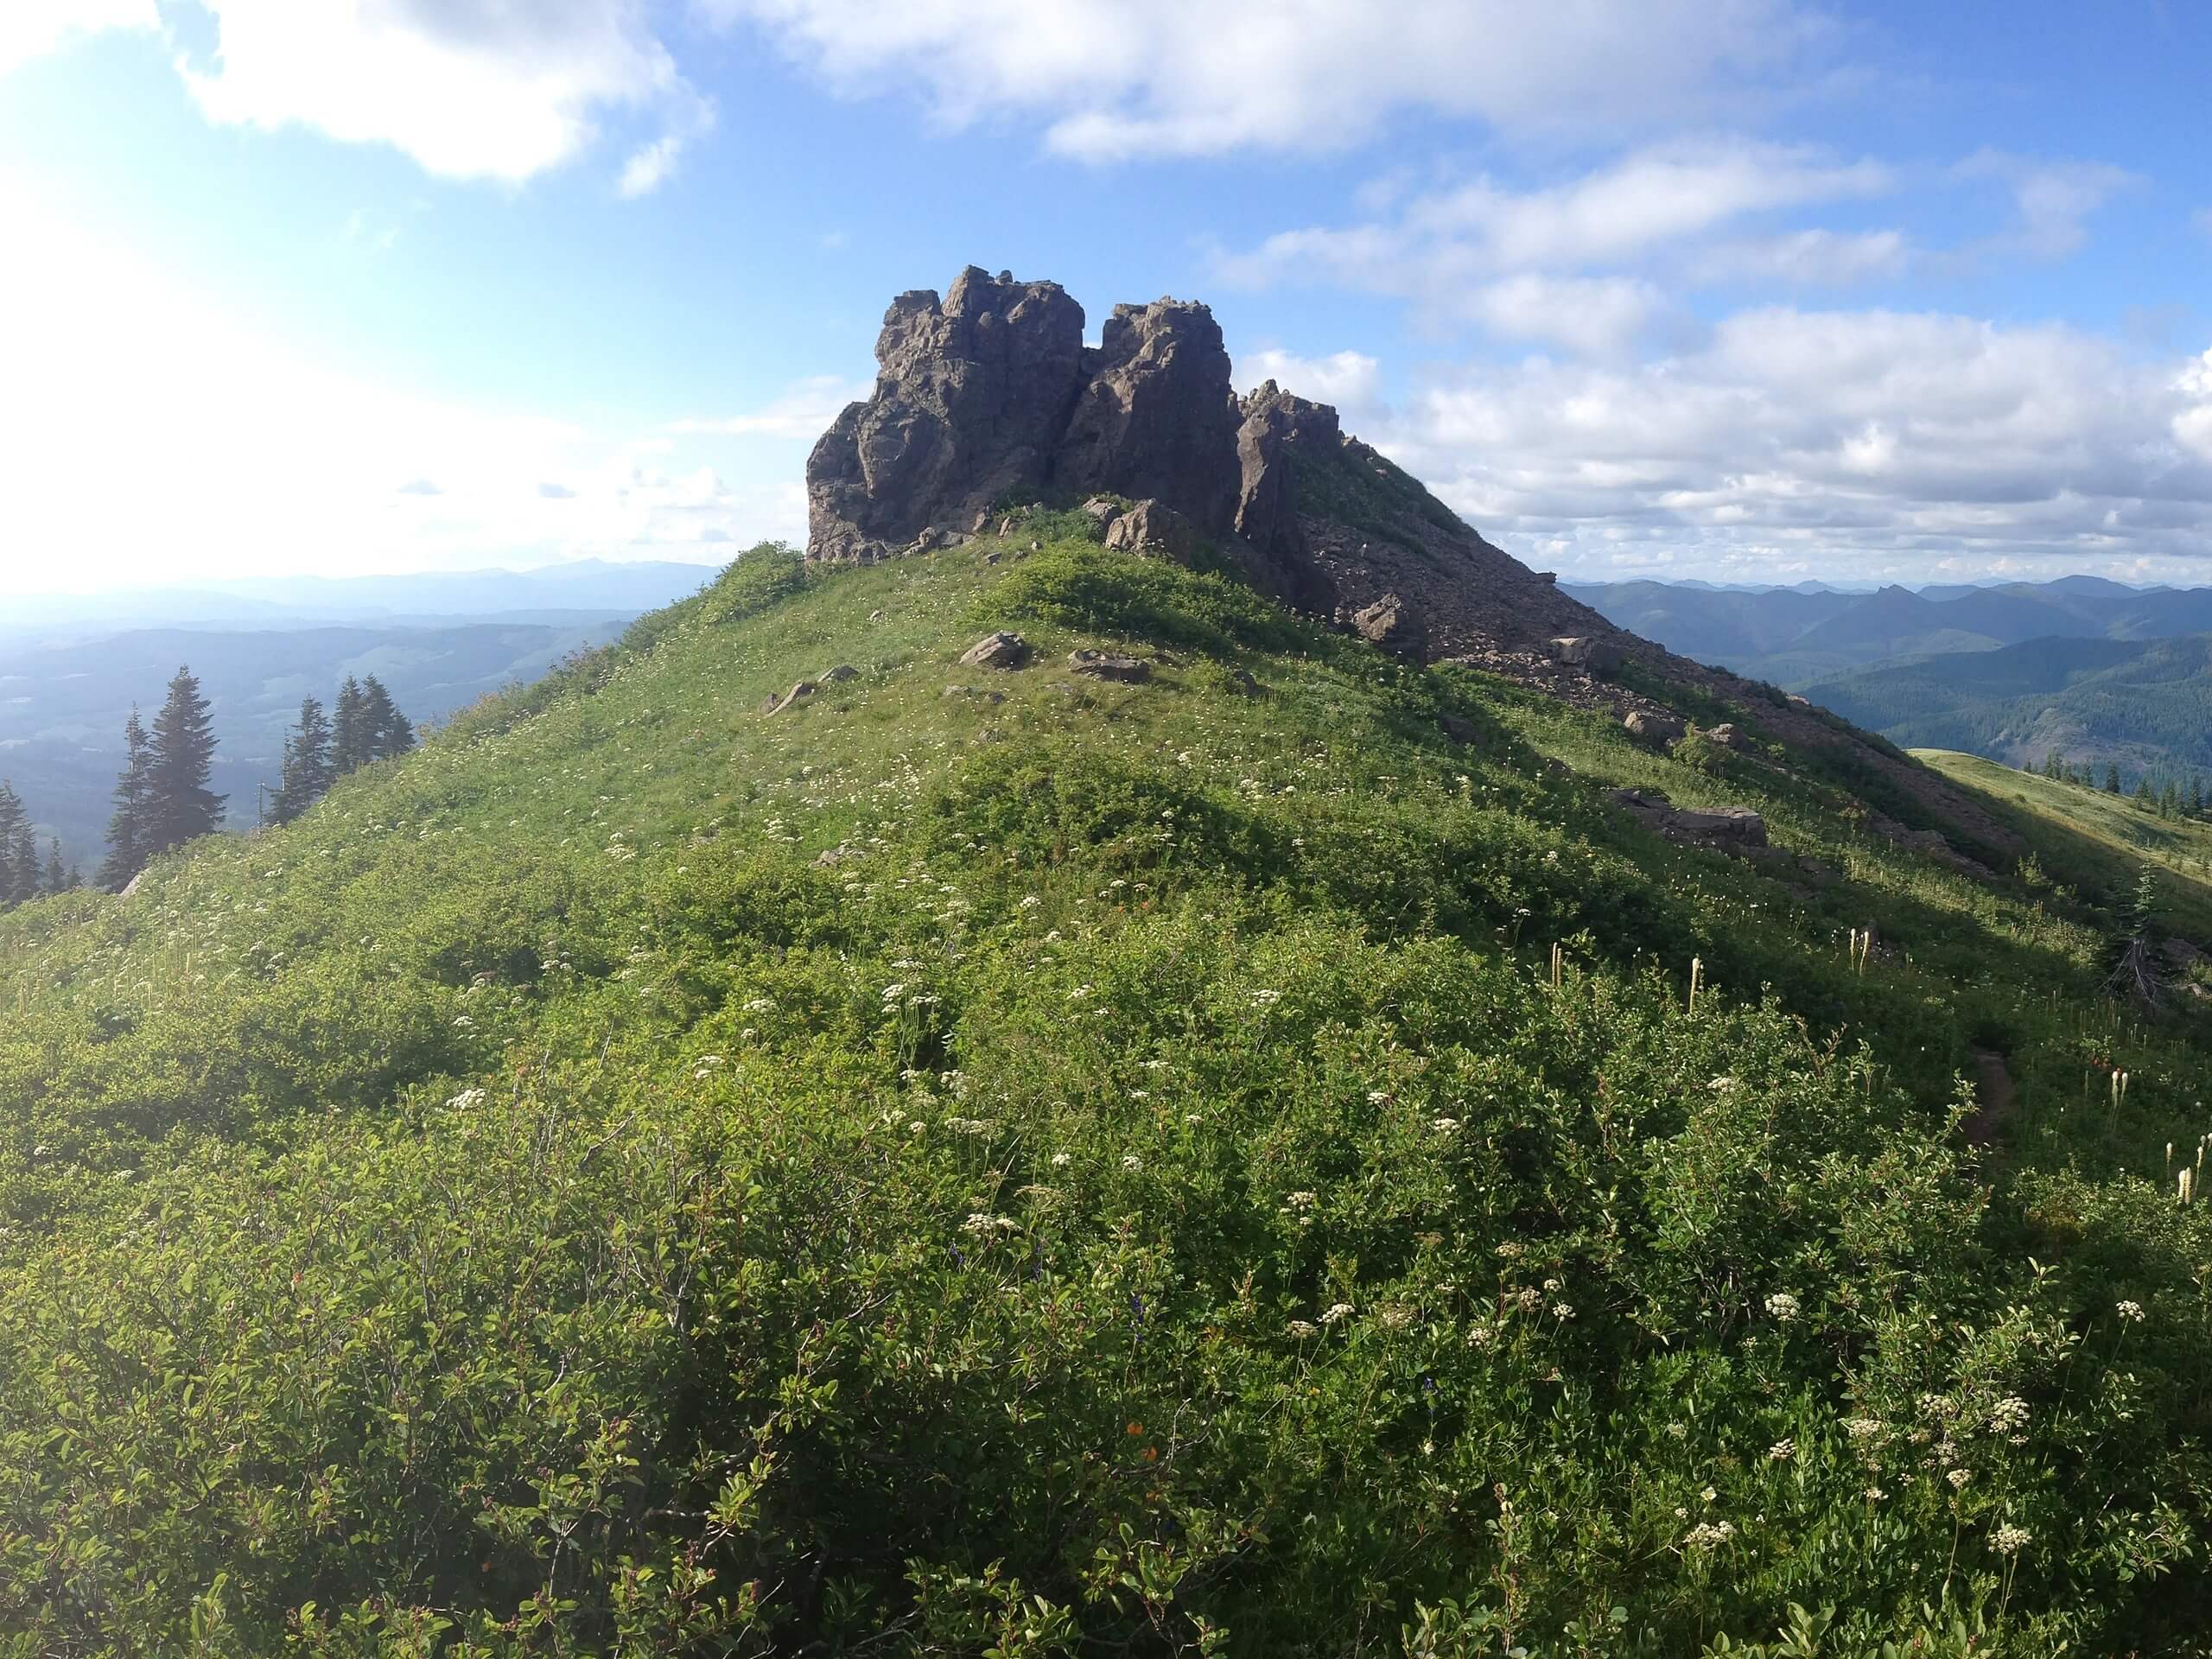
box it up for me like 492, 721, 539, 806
970, 509, 992, 533
1672, 805, 1767, 846
818, 664, 858, 683
1707, 723, 1744, 748
1351, 593, 1427, 657
1081, 495, 1121, 522
812, 845, 855, 868
960, 631, 1030, 670
1548, 636, 1623, 673
943, 684, 1005, 704
868, 609, 884, 621
1103, 499, 1202, 561
1069, 649, 1151, 683
1623, 710, 1687, 748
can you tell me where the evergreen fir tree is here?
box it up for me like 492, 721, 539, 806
2042, 749, 2060, 780
96, 707, 155, 891
270, 696, 334, 824
333, 677, 371, 776
359, 676, 416, 761
42, 839, 72, 896
0, 782, 32, 908
2161, 779, 2181, 819
2106, 763, 2123, 793
2133, 777, 2154, 805
2192, 778, 2205, 817
142, 665, 226, 858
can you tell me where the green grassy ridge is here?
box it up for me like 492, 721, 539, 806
0, 540, 2209, 1653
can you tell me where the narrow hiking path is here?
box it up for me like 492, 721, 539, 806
1966, 1047, 2018, 1150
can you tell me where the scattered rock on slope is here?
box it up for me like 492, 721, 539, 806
960, 632, 1030, 670
1069, 650, 1151, 683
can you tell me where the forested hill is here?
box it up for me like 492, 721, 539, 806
4, 531, 2212, 1651
1806, 632, 2212, 788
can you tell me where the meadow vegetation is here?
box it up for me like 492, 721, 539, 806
2, 536, 2211, 1654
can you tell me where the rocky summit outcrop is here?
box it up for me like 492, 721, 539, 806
806, 267, 2031, 865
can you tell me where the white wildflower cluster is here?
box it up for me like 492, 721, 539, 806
1122, 1154, 1143, 1171
1319, 1302, 1356, 1325
942, 1116, 998, 1137
1992, 1522, 2031, 1555
1431, 1117, 1463, 1135
1764, 1292, 1802, 1323
1049, 1151, 1071, 1167
444, 1088, 486, 1110
1768, 1439, 1796, 1461
2116, 1300, 2146, 1324
1249, 988, 1282, 1007
1376, 1304, 1416, 1332
960, 1213, 1020, 1236
1947, 1468, 1973, 1490
1682, 1520, 1736, 1551
1287, 1319, 1319, 1339
1988, 1395, 2031, 1435
1465, 1324, 1497, 1349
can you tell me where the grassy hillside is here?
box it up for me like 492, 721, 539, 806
1809, 634, 2212, 785
3, 534, 2212, 1654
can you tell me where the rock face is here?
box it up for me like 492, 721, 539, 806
1053, 300, 1241, 531
1351, 594, 1427, 658
1549, 637, 1623, 673
1103, 499, 1202, 560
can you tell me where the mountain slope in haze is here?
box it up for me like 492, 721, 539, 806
1569, 575, 2212, 688
0, 618, 636, 863
3, 519, 2212, 1650
0, 560, 716, 649
1806, 632, 2212, 782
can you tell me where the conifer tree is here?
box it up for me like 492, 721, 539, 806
2106, 763, 2123, 793
0, 783, 33, 908
2134, 777, 2154, 805
142, 665, 225, 858
42, 839, 73, 896
97, 707, 155, 891
332, 677, 371, 775
359, 676, 415, 761
270, 696, 334, 824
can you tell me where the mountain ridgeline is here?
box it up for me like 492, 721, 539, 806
3, 270, 2212, 1652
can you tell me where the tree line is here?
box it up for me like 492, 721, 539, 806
92, 669, 416, 893
0, 782, 77, 910
2033, 749, 2209, 820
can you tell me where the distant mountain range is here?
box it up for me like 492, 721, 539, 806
1565, 575, 2212, 690
0, 561, 728, 867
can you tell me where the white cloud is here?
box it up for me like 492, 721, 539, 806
668, 376, 873, 441
709, 0, 1829, 160
1953, 149, 2139, 258
1691, 227, 1910, 285
1365, 308, 2212, 581
1465, 275, 1665, 359
6, 0, 705, 189
173, 0, 702, 186
1235, 349, 1381, 412
0, 0, 155, 76
1217, 141, 1893, 343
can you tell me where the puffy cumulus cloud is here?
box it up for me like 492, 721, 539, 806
1217, 141, 1897, 344
8, 0, 705, 189
1234, 348, 1382, 413
1365, 308, 2212, 582
0, 170, 804, 588
1689, 227, 1910, 286
709, 0, 1827, 160
0, 0, 156, 74
175, 0, 707, 186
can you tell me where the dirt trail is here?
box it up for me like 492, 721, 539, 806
1965, 1048, 2018, 1149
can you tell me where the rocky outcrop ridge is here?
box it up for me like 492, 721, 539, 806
806, 268, 2029, 864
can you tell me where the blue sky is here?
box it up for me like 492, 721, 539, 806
3, 1, 2209, 592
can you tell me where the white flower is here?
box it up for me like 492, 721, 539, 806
1319, 1302, 1355, 1325
1551, 1302, 1575, 1321
961, 1212, 1019, 1236
1019, 895, 1042, 909
1249, 988, 1281, 1007
1122, 1154, 1142, 1171
1947, 1467, 1973, 1490
445, 1088, 486, 1110
452, 1016, 476, 1029
1700, 1486, 1717, 1503
1376, 1305, 1415, 1331
2116, 1300, 2146, 1324
1287, 1319, 1319, 1339
742, 996, 774, 1013
1466, 1324, 1496, 1349
1050, 1152, 1071, 1167
1367, 1089, 1390, 1104
1431, 1117, 1462, 1134
880, 982, 908, 1001
1764, 1292, 1801, 1323
1988, 1396, 2031, 1434
1992, 1523, 2031, 1555
1768, 1439, 1795, 1461
1682, 1520, 1736, 1551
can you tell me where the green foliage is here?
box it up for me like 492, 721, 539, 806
3, 532, 2212, 1652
